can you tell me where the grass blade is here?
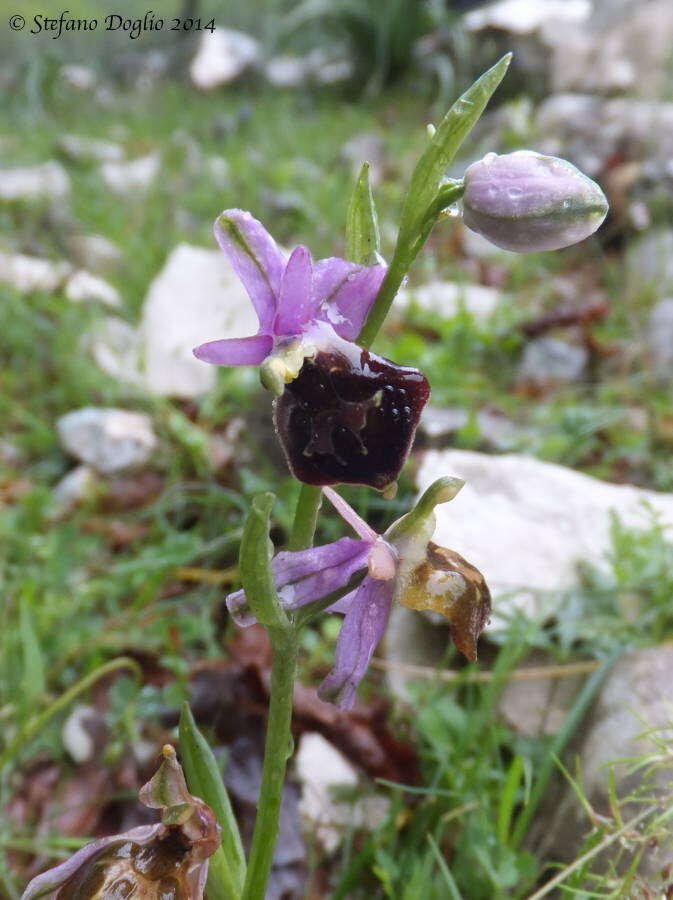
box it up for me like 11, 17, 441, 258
179, 703, 246, 897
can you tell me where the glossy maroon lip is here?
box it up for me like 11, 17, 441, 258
273, 343, 430, 490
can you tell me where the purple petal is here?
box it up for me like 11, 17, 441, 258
214, 209, 286, 332
312, 258, 387, 340
274, 245, 314, 336
318, 575, 394, 709
323, 486, 378, 542
226, 536, 370, 626
193, 334, 273, 366
325, 587, 357, 615
278, 542, 370, 611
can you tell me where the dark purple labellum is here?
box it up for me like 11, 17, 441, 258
274, 344, 430, 489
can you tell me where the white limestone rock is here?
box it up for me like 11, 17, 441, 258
0, 161, 71, 202
57, 407, 158, 475
0, 251, 72, 293
190, 29, 260, 90
415, 450, 673, 624
59, 135, 124, 164
136, 244, 258, 398
647, 299, 673, 383
100, 154, 160, 195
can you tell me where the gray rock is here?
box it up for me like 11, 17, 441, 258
189, 29, 260, 90
57, 407, 158, 474
0, 251, 72, 293
537, 646, 673, 874
0, 161, 70, 202
340, 133, 386, 185
100, 154, 160, 195
58, 135, 124, 164
64, 270, 121, 308
397, 280, 503, 321
518, 338, 588, 388
647, 299, 673, 383
88, 317, 144, 389
415, 450, 673, 624
627, 229, 673, 293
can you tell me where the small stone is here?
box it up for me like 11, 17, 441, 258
67, 234, 124, 273
58, 135, 124, 164
0, 251, 72, 293
53, 465, 99, 514
100, 154, 160, 195
627, 229, 673, 293
341, 133, 386, 185
62, 705, 101, 763
420, 406, 470, 439
57, 407, 158, 475
518, 337, 588, 388
397, 280, 503, 321
88, 317, 144, 387
265, 55, 307, 88
65, 270, 121, 308
189, 29, 260, 90
295, 733, 388, 853
0, 161, 70, 202
647, 299, 673, 383
60, 64, 97, 91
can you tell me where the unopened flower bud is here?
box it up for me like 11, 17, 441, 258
463, 150, 608, 252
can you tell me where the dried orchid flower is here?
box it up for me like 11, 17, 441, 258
21, 746, 220, 900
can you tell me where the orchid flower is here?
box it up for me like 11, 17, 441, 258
193, 210, 430, 491
22, 746, 220, 900
227, 478, 491, 709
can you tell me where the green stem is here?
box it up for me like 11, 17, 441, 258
240, 629, 298, 900
289, 484, 323, 551
357, 182, 465, 348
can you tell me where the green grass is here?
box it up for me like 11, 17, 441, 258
2, 66, 673, 899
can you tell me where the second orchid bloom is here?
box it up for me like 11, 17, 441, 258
227, 478, 491, 709
193, 210, 429, 492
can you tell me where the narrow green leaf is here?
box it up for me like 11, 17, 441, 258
497, 754, 525, 846
427, 834, 464, 900
346, 162, 381, 265
20, 590, 45, 709
179, 703, 246, 898
239, 493, 289, 632
398, 53, 511, 244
